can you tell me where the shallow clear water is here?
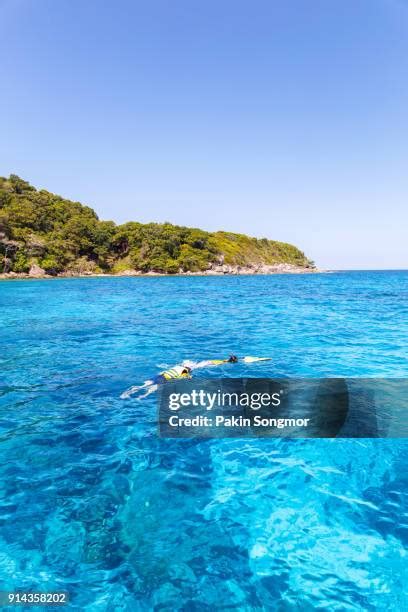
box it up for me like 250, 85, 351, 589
0, 271, 407, 610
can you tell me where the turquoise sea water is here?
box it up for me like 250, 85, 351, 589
0, 271, 407, 610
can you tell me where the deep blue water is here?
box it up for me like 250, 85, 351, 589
0, 271, 407, 610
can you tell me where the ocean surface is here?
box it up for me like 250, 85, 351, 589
0, 271, 407, 610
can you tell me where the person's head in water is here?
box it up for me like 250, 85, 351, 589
228, 355, 238, 363
182, 366, 192, 376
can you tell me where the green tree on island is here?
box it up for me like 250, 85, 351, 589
0, 175, 313, 275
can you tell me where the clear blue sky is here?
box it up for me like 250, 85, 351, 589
1, 0, 408, 269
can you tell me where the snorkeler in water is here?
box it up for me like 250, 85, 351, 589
120, 355, 271, 399
120, 364, 192, 399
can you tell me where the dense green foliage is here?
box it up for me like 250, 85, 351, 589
0, 175, 313, 274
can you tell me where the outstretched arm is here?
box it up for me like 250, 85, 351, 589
120, 379, 154, 399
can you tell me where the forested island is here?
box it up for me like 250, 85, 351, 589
0, 175, 315, 277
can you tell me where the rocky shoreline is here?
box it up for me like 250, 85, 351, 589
0, 262, 318, 280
